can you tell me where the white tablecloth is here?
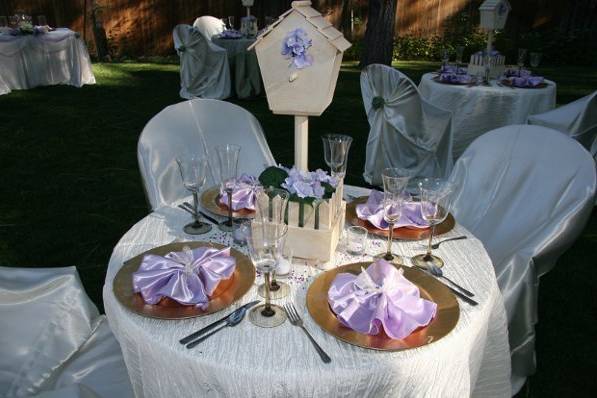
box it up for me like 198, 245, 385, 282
0, 28, 95, 95
212, 37, 261, 99
103, 186, 511, 397
419, 73, 556, 158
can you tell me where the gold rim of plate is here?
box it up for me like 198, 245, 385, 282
201, 186, 255, 219
306, 262, 459, 351
345, 196, 455, 241
113, 241, 255, 320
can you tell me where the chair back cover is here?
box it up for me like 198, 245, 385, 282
360, 64, 453, 186
528, 90, 597, 154
192, 16, 226, 41
449, 125, 596, 385
173, 24, 231, 100
0, 266, 132, 398
138, 99, 276, 210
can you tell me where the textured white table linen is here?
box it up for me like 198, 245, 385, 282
212, 37, 261, 99
418, 73, 556, 158
0, 28, 95, 94
103, 185, 511, 398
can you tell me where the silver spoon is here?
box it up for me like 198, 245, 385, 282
428, 235, 468, 250
186, 306, 248, 348
427, 264, 475, 297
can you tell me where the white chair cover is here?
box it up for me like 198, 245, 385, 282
192, 16, 226, 41
449, 125, 596, 392
173, 24, 231, 100
138, 99, 276, 210
528, 90, 597, 155
360, 64, 453, 186
0, 266, 132, 398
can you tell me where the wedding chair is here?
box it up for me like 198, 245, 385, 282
449, 124, 596, 394
192, 16, 226, 41
528, 90, 597, 156
138, 99, 275, 210
0, 266, 133, 398
360, 63, 454, 186
173, 24, 231, 100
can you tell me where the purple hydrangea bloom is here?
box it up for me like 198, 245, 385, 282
281, 28, 313, 69
280, 166, 337, 199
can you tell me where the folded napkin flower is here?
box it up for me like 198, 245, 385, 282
328, 260, 437, 339
219, 29, 242, 39
504, 68, 531, 78
439, 65, 467, 75
132, 246, 236, 309
356, 190, 429, 230
219, 174, 259, 211
438, 73, 473, 84
507, 75, 544, 88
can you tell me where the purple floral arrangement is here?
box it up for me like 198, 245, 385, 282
281, 28, 313, 69
259, 165, 337, 203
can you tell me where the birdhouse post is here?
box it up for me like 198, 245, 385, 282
479, 0, 511, 54
248, 1, 351, 171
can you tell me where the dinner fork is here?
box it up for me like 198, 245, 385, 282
284, 303, 331, 364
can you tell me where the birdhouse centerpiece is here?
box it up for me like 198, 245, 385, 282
248, 1, 351, 170
468, 0, 511, 79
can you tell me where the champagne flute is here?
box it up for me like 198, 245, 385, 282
374, 168, 409, 264
322, 134, 352, 216
214, 144, 241, 232
411, 178, 453, 268
176, 155, 212, 235
517, 48, 528, 73
245, 221, 288, 328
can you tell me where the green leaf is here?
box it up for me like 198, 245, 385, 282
321, 182, 336, 199
258, 166, 288, 189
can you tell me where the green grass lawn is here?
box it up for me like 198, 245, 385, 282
0, 61, 596, 396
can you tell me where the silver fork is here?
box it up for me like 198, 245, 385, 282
284, 303, 331, 364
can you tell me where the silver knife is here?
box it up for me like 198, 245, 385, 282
417, 267, 478, 306
179, 300, 260, 345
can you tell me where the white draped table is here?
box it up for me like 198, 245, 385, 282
418, 72, 556, 158
0, 28, 95, 95
103, 186, 511, 397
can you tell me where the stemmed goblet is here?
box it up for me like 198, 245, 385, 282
411, 178, 453, 268
177, 155, 212, 235
441, 48, 450, 69
517, 48, 528, 73
214, 144, 241, 232
374, 168, 409, 264
322, 134, 352, 215
244, 220, 288, 328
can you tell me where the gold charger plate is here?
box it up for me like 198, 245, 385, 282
346, 196, 455, 240
201, 186, 255, 219
113, 241, 255, 320
306, 262, 459, 351
500, 78, 548, 89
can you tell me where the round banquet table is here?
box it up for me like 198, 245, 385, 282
418, 72, 556, 158
103, 185, 511, 398
0, 28, 95, 95
212, 37, 261, 99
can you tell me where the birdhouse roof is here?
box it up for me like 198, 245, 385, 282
247, 1, 351, 52
479, 0, 511, 11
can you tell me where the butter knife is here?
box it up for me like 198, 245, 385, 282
417, 267, 478, 306
179, 300, 260, 345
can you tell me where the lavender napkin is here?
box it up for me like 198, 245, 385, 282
219, 173, 259, 211
506, 75, 545, 88
439, 65, 467, 75
132, 246, 236, 309
438, 73, 474, 84
328, 260, 437, 339
504, 68, 531, 78
218, 29, 242, 39
356, 190, 429, 230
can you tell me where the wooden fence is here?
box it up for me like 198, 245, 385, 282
2, 0, 595, 58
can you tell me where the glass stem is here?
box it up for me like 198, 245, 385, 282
263, 272, 272, 310
386, 222, 394, 257
426, 225, 436, 257
227, 190, 233, 226
192, 191, 200, 224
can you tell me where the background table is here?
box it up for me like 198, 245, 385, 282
0, 28, 95, 95
213, 37, 261, 99
419, 73, 556, 158
103, 185, 511, 397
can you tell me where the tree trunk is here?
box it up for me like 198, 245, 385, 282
360, 0, 397, 67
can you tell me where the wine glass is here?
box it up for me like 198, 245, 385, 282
227, 16, 235, 30
441, 48, 450, 69
37, 15, 47, 26
455, 46, 464, 65
254, 187, 291, 299
530, 52, 542, 68
411, 178, 453, 268
176, 155, 212, 235
214, 144, 241, 232
244, 221, 288, 328
517, 48, 528, 73
374, 168, 409, 264
0, 16, 8, 27
321, 134, 352, 179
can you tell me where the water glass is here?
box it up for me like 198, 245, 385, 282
530, 52, 542, 68
346, 226, 368, 255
